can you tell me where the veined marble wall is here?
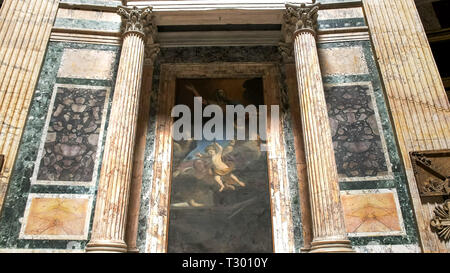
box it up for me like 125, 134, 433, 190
319, 40, 420, 253
0, 0, 423, 253
309, 3, 420, 253
0, 42, 120, 252
54, 5, 121, 32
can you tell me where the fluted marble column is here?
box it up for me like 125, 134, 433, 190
86, 6, 154, 253
284, 2, 353, 253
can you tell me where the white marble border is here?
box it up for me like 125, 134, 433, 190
57, 49, 116, 80
353, 243, 421, 253
324, 81, 394, 182
31, 83, 111, 187
19, 193, 93, 241
340, 188, 406, 237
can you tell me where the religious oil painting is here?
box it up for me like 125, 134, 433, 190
167, 78, 273, 253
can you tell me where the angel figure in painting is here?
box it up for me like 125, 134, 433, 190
196, 140, 246, 192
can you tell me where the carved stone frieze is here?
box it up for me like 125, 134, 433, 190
410, 150, 450, 197
282, 1, 320, 43
431, 199, 450, 241
118, 6, 156, 40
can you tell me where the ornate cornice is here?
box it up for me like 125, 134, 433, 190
282, 1, 320, 43
117, 6, 155, 39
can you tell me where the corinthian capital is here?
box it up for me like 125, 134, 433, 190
282, 1, 320, 43
118, 6, 155, 39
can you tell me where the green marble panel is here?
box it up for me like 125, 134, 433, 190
318, 18, 366, 30
54, 18, 121, 32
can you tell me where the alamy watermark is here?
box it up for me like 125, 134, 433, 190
171, 97, 279, 151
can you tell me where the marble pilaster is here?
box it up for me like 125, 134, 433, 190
363, 0, 450, 252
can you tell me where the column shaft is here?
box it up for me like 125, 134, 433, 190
86, 32, 145, 252
293, 30, 353, 252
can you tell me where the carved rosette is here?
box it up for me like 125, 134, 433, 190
431, 199, 450, 241
118, 6, 155, 38
283, 1, 320, 43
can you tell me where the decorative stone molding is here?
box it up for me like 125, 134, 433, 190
431, 199, 450, 241
144, 44, 161, 65
282, 1, 320, 43
278, 42, 294, 64
118, 6, 155, 39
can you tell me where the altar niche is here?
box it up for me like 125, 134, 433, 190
167, 78, 272, 253
145, 63, 295, 253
